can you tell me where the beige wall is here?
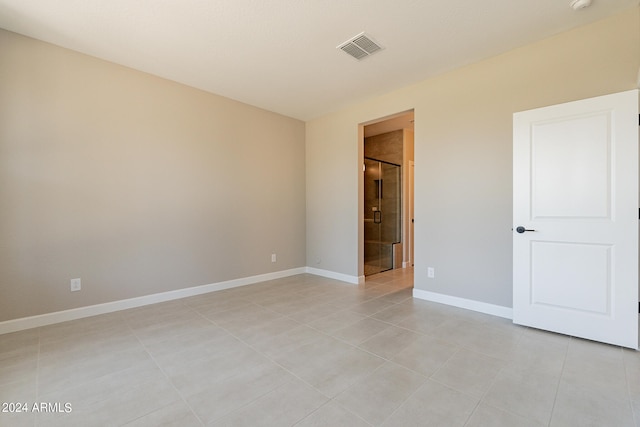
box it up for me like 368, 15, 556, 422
0, 30, 306, 322
306, 8, 640, 307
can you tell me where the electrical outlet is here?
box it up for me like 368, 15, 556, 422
271, 253, 277, 263
427, 267, 435, 279
70, 278, 81, 292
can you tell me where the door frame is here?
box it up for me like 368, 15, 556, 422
407, 160, 415, 267
359, 109, 415, 279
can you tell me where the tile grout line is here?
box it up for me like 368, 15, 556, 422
123, 301, 207, 427
291, 399, 375, 427
296, 300, 449, 426
345, 358, 431, 427
375, 366, 434, 426
189, 285, 415, 424
195, 323, 327, 423
460, 333, 523, 426
545, 335, 571, 427
188, 301, 332, 425
622, 348, 638, 427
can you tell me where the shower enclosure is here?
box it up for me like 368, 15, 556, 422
364, 157, 401, 276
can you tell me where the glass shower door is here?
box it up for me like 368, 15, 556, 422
364, 158, 401, 276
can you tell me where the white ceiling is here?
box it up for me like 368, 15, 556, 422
0, 1, 637, 120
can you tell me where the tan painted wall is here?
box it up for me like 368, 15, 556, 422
306, 7, 640, 307
0, 30, 306, 322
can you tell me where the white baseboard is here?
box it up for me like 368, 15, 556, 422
304, 267, 361, 284
412, 288, 513, 319
0, 267, 307, 335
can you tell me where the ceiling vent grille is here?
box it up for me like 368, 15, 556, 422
337, 32, 383, 60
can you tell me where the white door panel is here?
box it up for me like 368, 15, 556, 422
532, 112, 611, 219
513, 89, 638, 349
531, 241, 611, 314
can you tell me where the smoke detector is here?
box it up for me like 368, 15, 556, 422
570, 0, 592, 10
337, 32, 383, 60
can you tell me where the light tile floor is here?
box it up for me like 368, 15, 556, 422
1, 267, 639, 426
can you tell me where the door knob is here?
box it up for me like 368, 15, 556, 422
515, 226, 536, 233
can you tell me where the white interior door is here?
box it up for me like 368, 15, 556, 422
513, 89, 639, 349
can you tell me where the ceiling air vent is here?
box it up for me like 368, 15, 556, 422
337, 32, 383, 60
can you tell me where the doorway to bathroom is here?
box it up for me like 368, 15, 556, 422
362, 110, 414, 277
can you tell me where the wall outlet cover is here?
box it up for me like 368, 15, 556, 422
70, 278, 81, 292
